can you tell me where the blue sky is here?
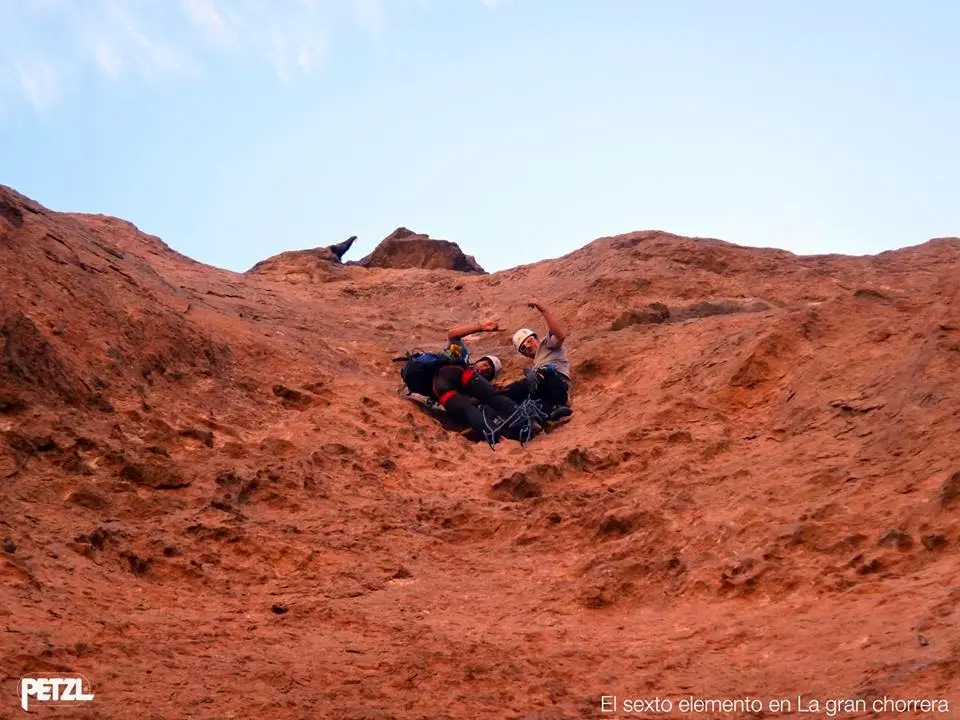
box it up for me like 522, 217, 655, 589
2, 0, 958, 273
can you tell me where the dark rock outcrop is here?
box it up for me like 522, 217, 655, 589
355, 227, 485, 273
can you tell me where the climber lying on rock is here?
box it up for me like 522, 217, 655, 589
499, 301, 573, 423
395, 319, 545, 445
432, 319, 519, 434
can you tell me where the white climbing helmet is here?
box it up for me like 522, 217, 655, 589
512, 328, 537, 350
478, 355, 502, 379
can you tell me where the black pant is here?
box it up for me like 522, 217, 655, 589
501, 367, 569, 411
433, 366, 519, 434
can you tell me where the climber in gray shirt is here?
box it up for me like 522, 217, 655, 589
500, 301, 573, 421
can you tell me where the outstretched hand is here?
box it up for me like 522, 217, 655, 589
480, 319, 500, 332
527, 300, 542, 311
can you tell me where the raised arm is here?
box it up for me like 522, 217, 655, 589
447, 318, 499, 341
529, 301, 565, 345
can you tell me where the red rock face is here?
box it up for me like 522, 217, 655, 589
246, 246, 345, 283
2, 183, 960, 718
357, 226, 486, 273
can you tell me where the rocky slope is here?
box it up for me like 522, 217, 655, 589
1, 184, 958, 719
246, 236, 357, 279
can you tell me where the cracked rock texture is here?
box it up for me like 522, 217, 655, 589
2, 185, 959, 718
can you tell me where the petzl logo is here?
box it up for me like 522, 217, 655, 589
17, 674, 95, 712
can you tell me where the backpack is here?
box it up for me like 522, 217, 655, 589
394, 343, 469, 397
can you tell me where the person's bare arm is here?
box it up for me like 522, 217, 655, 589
528, 301, 565, 345
447, 318, 499, 341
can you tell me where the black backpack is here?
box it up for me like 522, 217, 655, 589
394, 344, 469, 397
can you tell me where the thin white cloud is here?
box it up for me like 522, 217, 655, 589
15, 59, 62, 112
353, 0, 387, 38
90, 39, 124, 79
183, 0, 227, 37
0, 0, 504, 113
207, 0, 332, 84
